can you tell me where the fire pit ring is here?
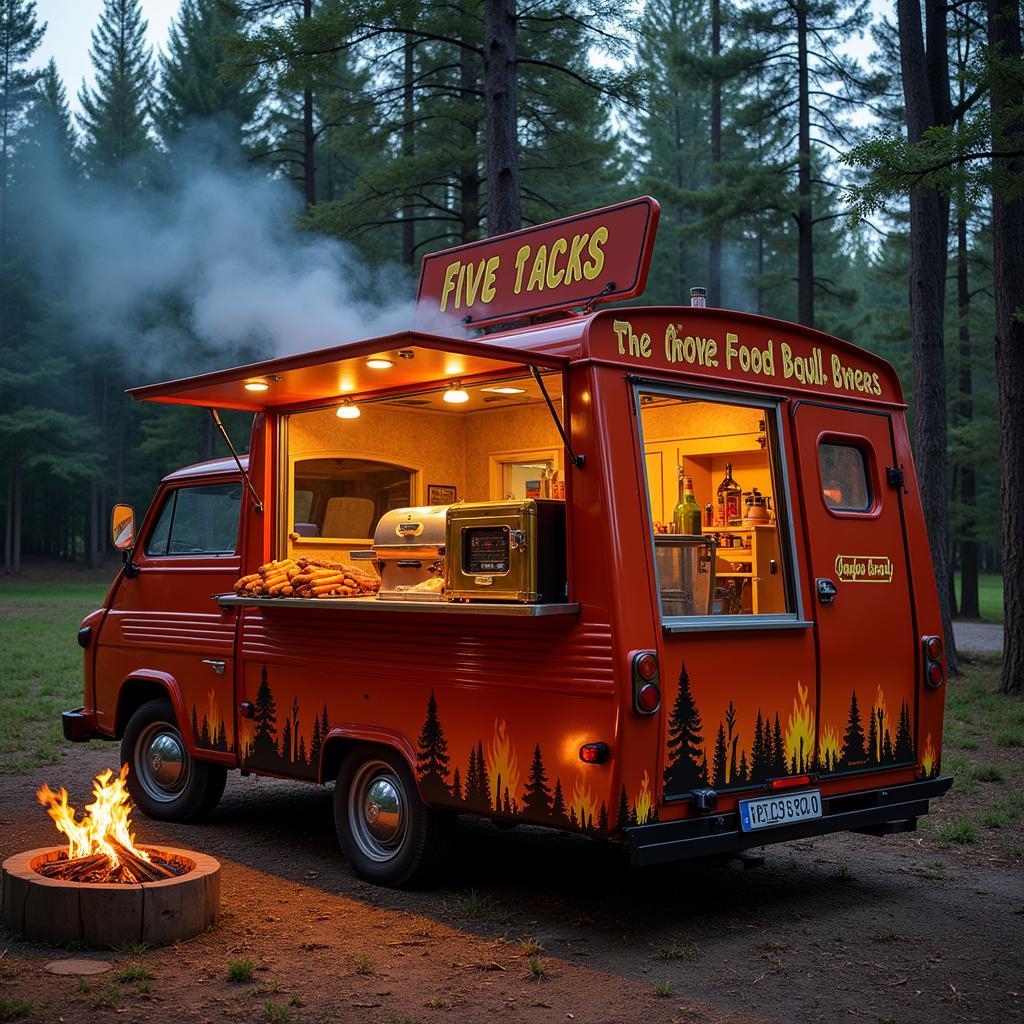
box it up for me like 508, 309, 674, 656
2, 846, 220, 948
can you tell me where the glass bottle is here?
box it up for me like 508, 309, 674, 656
717, 462, 742, 526
673, 469, 702, 536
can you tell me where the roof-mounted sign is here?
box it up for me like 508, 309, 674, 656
414, 196, 660, 332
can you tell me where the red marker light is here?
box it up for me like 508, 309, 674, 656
579, 742, 610, 764
925, 636, 943, 661
769, 774, 812, 790
636, 683, 661, 714
927, 662, 944, 687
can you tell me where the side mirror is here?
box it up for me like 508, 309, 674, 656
111, 504, 136, 550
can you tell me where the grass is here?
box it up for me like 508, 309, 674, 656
527, 957, 548, 981
653, 981, 674, 998
0, 998, 31, 1022
264, 1002, 292, 1023
0, 578, 110, 770
654, 939, 704, 962
227, 958, 256, 983
353, 953, 373, 975
937, 820, 977, 845
114, 965, 154, 984
953, 571, 1003, 623
449, 888, 513, 924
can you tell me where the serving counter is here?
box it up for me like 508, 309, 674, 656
214, 594, 580, 617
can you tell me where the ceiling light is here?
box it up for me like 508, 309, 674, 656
244, 380, 270, 392
366, 357, 393, 369
443, 382, 469, 404
481, 386, 526, 395
336, 400, 361, 419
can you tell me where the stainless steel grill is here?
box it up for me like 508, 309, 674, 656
371, 505, 449, 599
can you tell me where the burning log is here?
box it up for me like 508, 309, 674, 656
36, 852, 107, 880
108, 839, 176, 883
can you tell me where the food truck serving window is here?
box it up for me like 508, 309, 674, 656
636, 387, 798, 627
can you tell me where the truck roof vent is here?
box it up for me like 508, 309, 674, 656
690, 286, 707, 307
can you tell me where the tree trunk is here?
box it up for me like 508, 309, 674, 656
707, 0, 722, 307
988, 0, 1024, 695
956, 215, 980, 618
795, 1, 814, 327
484, 0, 520, 235
402, 28, 416, 265
897, 0, 958, 672
3, 448, 13, 573
302, 0, 316, 208
88, 479, 100, 570
11, 450, 21, 575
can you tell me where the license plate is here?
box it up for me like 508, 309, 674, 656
739, 790, 822, 832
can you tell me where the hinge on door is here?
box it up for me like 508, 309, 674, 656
886, 466, 905, 489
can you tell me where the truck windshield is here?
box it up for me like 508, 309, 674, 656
145, 483, 242, 556
636, 388, 796, 624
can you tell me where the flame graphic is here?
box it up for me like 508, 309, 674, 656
239, 718, 256, 759
36, 765, 150, 867
784, 680, 816, 773
487, 719, 520, 813
634, 770, 653, 824
207, 688, 222, 738
818, 723, 841, 772
571, 774, 597, 827
921, 733, 936, 777
871, 684, 890, 759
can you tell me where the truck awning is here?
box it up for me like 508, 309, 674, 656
127, 330, 570, 411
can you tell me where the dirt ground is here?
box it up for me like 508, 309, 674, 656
0, 740, 1021, 1024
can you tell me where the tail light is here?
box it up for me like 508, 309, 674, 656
922, 634, 945, 688
579, 742, 610, 764
632, 651, 660, 714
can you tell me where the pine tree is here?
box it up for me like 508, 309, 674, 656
738, 749, 749, 784
281, 717, 292, 762
663, 664, 706, 794
725, 701, 738, 785
415, 690, 451, 800
569, 805, 579, 829
451, 766, 462, 802
840, 690, 867, 767
464, 745, 479, 805
200, 715, 211, 747
252, 666, 278, 763
597, 802, 608, 831
310, 713, 322, 767
191, 705, 200, 743
617, 784, 630, 829
712, 723, 728, 788
16, 59, 76, 182
216, 721, 227, 751
78, 0, 152, 183
751, 709, 766, 781
866, 707, 878, 766
297, 735, 307, 767
0, 0, 44, 252
521, 743, 552, 820
772, 714, 786, 775
476, 740, 490, 807
321, 703, 329, 740
894, 700, 914, 763
551, 778, 567, 824
157, 0, 257, 145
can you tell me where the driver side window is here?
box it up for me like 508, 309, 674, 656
144, 482, 242, 556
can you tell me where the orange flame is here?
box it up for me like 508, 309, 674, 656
818, 723, 841, 772
634, 770, 653, 825
36, 766, 149, 867
487, 719, 520, 813
922, 733, 936, 777
784, 680, 816, 773
871, 684, 889, 760
239, 718, 256, 759
207, 688, 222, 738
571, 774, 597, 827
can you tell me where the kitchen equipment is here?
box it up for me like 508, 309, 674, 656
653, 535, 716, 616
371, 505, 449, 599
446, 500, 567, 603
743, 488, 771, 524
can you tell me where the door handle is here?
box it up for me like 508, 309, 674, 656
202, 658, 226, 675
816, 578, 838, 605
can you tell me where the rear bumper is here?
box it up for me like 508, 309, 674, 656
62, 707, 100, 743
625, 776, 954, 866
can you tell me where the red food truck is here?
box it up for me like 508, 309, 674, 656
64, 198, 951, 886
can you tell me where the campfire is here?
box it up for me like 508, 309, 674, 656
35, 766, 187, 884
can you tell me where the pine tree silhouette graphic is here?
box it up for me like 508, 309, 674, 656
415, 690, 451, 801
663, 664, 706, 794
521, 744, 553, 820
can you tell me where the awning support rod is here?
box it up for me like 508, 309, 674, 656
209, 409, 264, 513
530, 366, 584, 469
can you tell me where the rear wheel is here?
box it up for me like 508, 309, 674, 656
120, 699, 227, 822
334, 744, 453, 887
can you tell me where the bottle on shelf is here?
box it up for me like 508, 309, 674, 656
673, 468, 702, 536
717, 462, 742, 525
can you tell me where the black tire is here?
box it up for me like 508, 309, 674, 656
334, 744, 454, 888
120, 698, 227, 822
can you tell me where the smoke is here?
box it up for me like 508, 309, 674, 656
26, 134, 423, 370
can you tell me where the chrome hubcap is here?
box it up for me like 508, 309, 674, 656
349, 761, 407, 863
135, 723, 190, 803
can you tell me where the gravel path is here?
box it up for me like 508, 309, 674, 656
953, 620, 1004, 654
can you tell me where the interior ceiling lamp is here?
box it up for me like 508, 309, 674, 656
443, 382, 469, 404
336, 399, 361, 419
243, 379, 270, 392
365, 356, 394, 369
481, 386, 526, 395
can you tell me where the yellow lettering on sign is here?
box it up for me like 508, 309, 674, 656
440, 260, 461, 312
481, 255, 500, 303
546, 237, 567, 288
582, 225, 608, 280
565, 232, 589, 285
513, 244, 531, 295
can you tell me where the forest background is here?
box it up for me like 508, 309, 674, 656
1, 0, 1021, 695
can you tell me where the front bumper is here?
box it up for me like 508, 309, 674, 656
625, 776, 954, 866
62, 707, 99, 743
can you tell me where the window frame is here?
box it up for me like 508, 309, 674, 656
632, 380, 808, 632
815, 432, 881, 520
141, 480, 242, 559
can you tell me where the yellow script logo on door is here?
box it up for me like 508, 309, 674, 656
834, 555, 894, 583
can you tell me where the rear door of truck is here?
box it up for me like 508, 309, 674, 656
791, 403, 918, 778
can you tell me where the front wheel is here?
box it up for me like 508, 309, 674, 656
120, 699, 227, 822
334, 745, 453, 887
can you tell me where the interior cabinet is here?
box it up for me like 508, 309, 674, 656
706, 525, 784, 614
